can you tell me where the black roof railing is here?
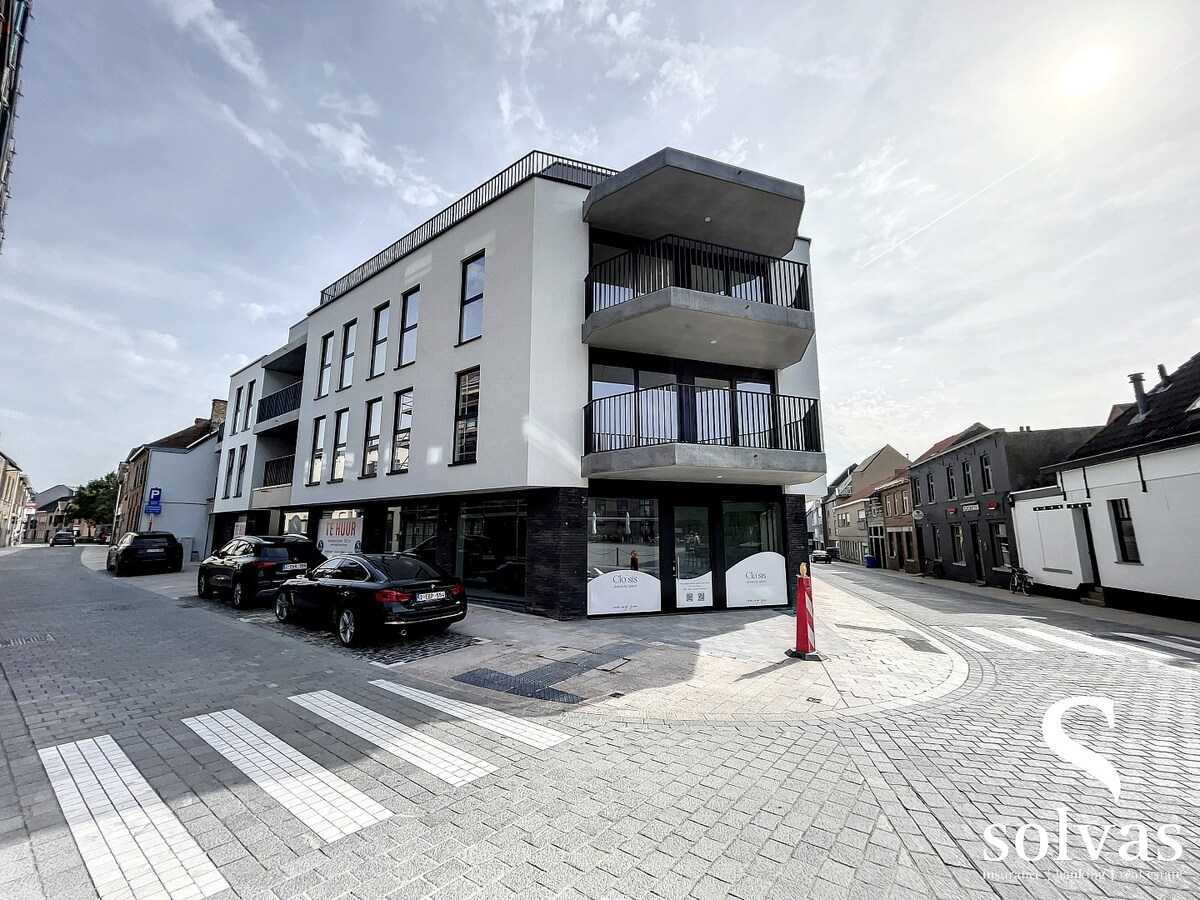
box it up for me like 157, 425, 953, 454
319, 151, 618, 305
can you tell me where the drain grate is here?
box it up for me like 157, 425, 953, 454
0, 634, 55, 647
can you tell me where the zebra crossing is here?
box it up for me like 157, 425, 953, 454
39, 681, 571, 900
930, 622, 1200, 661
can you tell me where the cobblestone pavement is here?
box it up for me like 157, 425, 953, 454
1, 550, 1198, 899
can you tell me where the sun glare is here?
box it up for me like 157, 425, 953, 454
1059, 45, 1118, 98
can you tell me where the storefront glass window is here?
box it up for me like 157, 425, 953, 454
587, 497, 659, 578
384, 505, 438, 557
281, 510, 308, 536
457, 500, 527, 598
722, 501, 782, 570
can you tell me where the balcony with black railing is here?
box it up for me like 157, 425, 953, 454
254, 382, 302, 432
582, 235, 815, 368
583, 384, 825, 486
261, 455, 295, 488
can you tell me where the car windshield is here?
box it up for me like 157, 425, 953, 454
55, 532, 72, 538
371, 556, 447, 582
133, 537, 170, 547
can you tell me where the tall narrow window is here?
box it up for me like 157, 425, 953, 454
362, 398, 382, 476
885, 495, 893, 516
951, 523, 965, 563
391, 389, 413, 473
369, 304, 388, 377
339, 321, 357, 389
309, 417, 326, 484
1111, 499, 1140, 563
231, 387, 243, 435
243, 380, 256, 430
222, 449, 236, 498
962, 461, 974, 496
317, 333, 334, 397
926, 471, 936, 503
398, 286, 420, 366
981, 454, 994, 493
902, 491, 910, 514
990, 522, 1011, 569
331, 410, 348, 480
453, 368, 480, 463
912, 476, 921, 506
947, 466, 957, 499
459, 253, 485, 343
234, 445, 248, 497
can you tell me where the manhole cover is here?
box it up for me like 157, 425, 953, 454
0, 634, 55, 647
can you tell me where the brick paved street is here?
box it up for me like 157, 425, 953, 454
1, 548, 1198, 899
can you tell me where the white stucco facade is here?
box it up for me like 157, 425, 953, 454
1010, 486, 1093, 591
135, 436, 220, 559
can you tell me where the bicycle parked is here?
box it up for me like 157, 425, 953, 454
921, 558, 944, 579
1010, 566, 1033, 596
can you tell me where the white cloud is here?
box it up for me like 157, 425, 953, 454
213, 102, 298, 166
149, 0, 280, 110
306, 121, 451, 206
317, 90, 382, 118
716, 135, 749, 166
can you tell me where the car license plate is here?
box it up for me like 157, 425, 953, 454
282, 563, 306, 571
145, 549, 165, 554
417, 590, 447, 603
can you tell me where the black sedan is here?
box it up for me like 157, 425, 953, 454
197, 535, 323, 609
276, 553, 467, 647
107, 532, 184, 575
50, 531, 76, 547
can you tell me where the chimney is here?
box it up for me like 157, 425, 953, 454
1129, 373, 1150, 417
210, 399, 228, 424
1157, 363, 1173, 389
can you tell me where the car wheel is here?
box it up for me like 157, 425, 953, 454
275, 592, 293, 623
114, 559, 125, 577
231, 579, 249, 610
197, 571, 212, 598
336, 607, 362, 647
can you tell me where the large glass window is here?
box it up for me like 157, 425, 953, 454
282, 510, 309, 536
1111, 499, 1140, 563
362, 398, 382, 477
735, 381, 773, 448
384, 504, 437, 556
722, 500, 783, 570
639, 371, 677, 444
234, 445, 247, 497
587, 497, 659, 578
222, 449, 236, 498
399, 287, 419, 367
457, 500, 527, 598
230, 387, 243, 435
369, 304, 388, 377
459, 253, 485, 343
453, 368, 480, 463
339, 321, 356, 389
391, 389, 412, 474
243, 380, 256, 430
309, 416, 326, 484
951, 523, 965, 563
317, 333, 333, 397
990, 522, 1011, 569
589, 365, 635, 451
331, 410, 348, 481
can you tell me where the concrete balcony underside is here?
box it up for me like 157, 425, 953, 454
253, 407, 299, 435
582, 286, 815, 369
251, 484, 291, 510
582, 444, 826, 486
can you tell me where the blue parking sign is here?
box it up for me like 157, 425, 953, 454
144, 487, 163, 515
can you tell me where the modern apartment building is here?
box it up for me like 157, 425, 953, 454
0, 0, 32, 252
212, 149, 827, 618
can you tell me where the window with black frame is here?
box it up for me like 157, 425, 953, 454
309, 416, 325, 484
398, 286, 419, 367
459, 253, 485, 343
369, 305, 388, 377
338, 321, 356, 389
331, 410, 348, 480
362, 398, 381, 476
317, 333, 333, 397
390, 389, 412, 473
453, 369, 479, 463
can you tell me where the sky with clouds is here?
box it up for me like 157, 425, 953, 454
2, 0, 1198, 492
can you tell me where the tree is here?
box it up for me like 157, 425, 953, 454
67, 472, 119, 526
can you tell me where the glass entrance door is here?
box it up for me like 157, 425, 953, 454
673, 506, 714, 608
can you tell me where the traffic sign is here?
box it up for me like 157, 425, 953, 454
144, 487, 163, 516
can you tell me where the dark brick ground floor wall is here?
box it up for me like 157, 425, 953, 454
783, 494, 811, 604
526, 488, 587, 619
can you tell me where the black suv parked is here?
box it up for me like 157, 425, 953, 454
197, 535, 324, 609
107, 532, 184, 575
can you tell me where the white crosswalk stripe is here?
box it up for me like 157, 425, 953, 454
40, 735, 228, 900
1014, 627, 1119, 656
964, 626, 1046, 652
291, 690, 498, 787
369, 680, 571, 750
1113, 633, 1200, 657
929, 626, 995, 652
182, 709, 391, 843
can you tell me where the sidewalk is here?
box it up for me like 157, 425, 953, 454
824, 560, 1200, 640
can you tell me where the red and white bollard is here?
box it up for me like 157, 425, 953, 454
786, 562, 826, 660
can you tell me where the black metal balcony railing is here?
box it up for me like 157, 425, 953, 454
585, 385, 821, 455
585, 234, 811, 316
321, 152, 618, 304
257, 382, 302, 422
261, 455, 295, 488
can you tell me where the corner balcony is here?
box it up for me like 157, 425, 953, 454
582, 235, 815, 369
254, 382, 302, 434
583, 385, 825, 486
250, 454, 294, 510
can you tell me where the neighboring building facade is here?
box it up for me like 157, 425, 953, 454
211, 148, 828, 618
910, 424, 1100, 589
0, 450, 32, 545
823, 446, 909, 564
1030, 359, 1200, 607
113, 402, 226, 560
0, 0, 32, 252
24, 484, 75, 543
879, 472, 917, 572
